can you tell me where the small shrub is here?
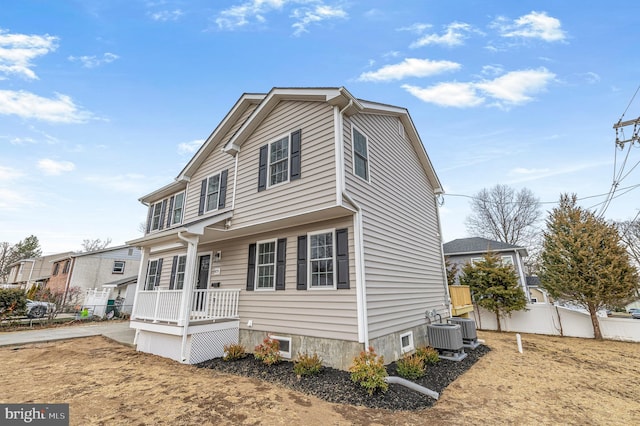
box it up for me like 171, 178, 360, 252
415, 346, 440, 365
396, 353, 425, 380
293, 352, 323, 377
349, 347, 388, 395
254, 337, 281, 365
223, 343, 247, 361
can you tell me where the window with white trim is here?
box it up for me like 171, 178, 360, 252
501, 255, 514, 266
113, 260, 125, 274
150, 202, 163, 231
309, 230, 335, 289
470, 257, 483, 266
400, 331, 415, 354
53, 263, 60, 276
175, 255, 186, 290
171, 192, 185, 225
352, 127, 370, 181
269, 335, 292, 359
256, 240, 276, 290
145, 260, 160, 290
269, 135, 290, 186
205, 174, 221, 212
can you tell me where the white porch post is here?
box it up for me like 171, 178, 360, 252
131, 246, 150, 320
177, 233, 199, 327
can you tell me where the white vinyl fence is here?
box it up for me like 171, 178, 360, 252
472, 303, 640, 342
83, 289, 111, 318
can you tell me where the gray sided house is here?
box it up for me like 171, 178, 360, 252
127, 87, 450, 370
443, 237, 530, 301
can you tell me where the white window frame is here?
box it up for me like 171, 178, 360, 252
112, 260, 125, 274
400, 331, 415, 354
204, 173, 222, 213
255, 239, 277, 291
150, 202, 163, 231
308, 229, 336, 290
174, 255, 187, 290
171, 192, 185, 225
145, 259, 160, 290
267, 134, 291, 188
268, 334, 292, 359
470, 257, 483, 266
351, 125, 370, 182
501, 255, 514, 266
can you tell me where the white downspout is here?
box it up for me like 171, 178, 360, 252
335, 101, 369, 349
434, 192, 452, 318
177, 231, 200, 363
231, 152, 239, 209
131, 246, 149, 345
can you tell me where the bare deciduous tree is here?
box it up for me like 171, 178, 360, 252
80, 238, 112, 252
465, 184, 542, 246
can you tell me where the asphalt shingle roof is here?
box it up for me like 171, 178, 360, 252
443, 237, 525, 255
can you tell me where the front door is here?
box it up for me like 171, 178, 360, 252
194, 254, 210, 311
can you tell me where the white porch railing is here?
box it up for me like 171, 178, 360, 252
133, 289, 240, 323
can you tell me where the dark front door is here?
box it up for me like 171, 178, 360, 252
195, 254, 210, 311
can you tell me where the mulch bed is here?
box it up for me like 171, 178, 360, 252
197, 344, 490, 411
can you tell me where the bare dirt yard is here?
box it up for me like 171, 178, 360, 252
1, 330, 638, 425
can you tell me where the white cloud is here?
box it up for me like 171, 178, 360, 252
358, 58, 461, 82
178, 139, 204, 155
481, 64, 504, 76
0, 187, 32, 209
9, 136, 37, 145
84, 173, 153, 194
149, 9, 184, 21
291, 4, 347, 36
215, 0, 347, 35
410, 22, 477, 48
581, 72, 601, 84
475, 68, 556, 105
0, 165, 24, 180
397, 23, 431, 34
510, 167, 550, 175
0, 28, 58, 80
37, 158, 75, 175
68, 52, 119, 68
403, 67, 555, 108
492, 11, 566, 42
402, 82, 484, 108
506, 161, 610, 184
0, 90, 94, 123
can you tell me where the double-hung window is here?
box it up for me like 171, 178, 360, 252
145, 260, 160, 290
352, 127, 370, 181
309, 231, 335, 289
113, 260, 125, 274
205, 174, 221, 212
150, 202, 163, 231
174, 255, 186, 290
171, 192, 185, 225
256, 240, 276, 290
269, 136, 290, 187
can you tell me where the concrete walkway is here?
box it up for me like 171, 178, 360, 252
0, 321, 135, 347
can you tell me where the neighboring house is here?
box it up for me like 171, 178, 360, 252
102, 275, 138, 315
127, 87, 450, 369
47, 246, 141, 306
443, 237, 530, 301
6, 252, 74, 290
526, 276, 549, 303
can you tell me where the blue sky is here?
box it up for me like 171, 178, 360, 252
2, 1, 640, 254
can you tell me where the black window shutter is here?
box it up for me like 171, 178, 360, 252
155, 258, 163, 288
198, 179, 207, 215
144, 260, 151, 290
336, 228, 350, 289
276, 238, 287, 290
159, 199, 167, 229
290, 129, 301, 181
146, 205, 153, 234
246, 243, 256, 291
167, 196, 174, 226
257, 144, 268, 192
296, 235, 307, 290
169, 256, 177, 290
218, 169, 228, 209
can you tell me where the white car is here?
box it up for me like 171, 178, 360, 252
26, 299, 55, 318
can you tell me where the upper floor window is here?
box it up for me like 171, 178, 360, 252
269, 136, 290, 187
171, 192, 185, 225
198, 170, 228, 216
62, 260, 70, 274
150, 202, 163, 231
53, 263, 60, 276
256, 240, 277, 290
501, 256, 514, 266
352, 127, 370, 181
113, 260, 125, 274
258, 130, 301, 192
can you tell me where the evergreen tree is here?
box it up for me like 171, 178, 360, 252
540, 194, 639, 339
460, 251, 527, 331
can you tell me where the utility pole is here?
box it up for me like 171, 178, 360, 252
613, 116, 640, 148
